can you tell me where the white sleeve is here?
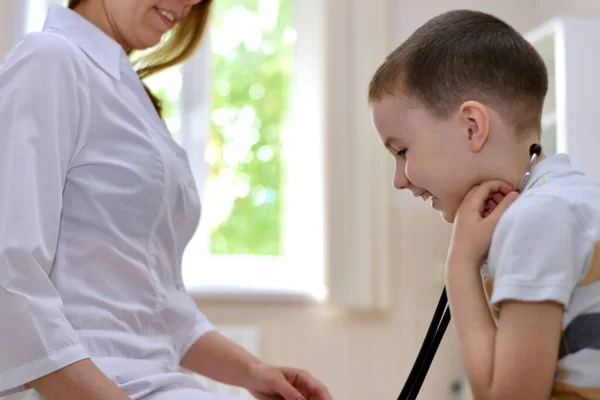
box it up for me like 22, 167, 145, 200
0, 34, 90, 395
181, 307, 217, 358
166, 287, 216, 360
486, 195, 588, 307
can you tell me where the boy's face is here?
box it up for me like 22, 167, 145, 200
371, 94, 482, 223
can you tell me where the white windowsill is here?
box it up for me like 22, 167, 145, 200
187, 286, 326, 303
182, 254, 328, 303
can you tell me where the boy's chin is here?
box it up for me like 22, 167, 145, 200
429, 197, 457, 223
439, 208, 457, 224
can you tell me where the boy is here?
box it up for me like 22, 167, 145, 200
368, 9, 600, 400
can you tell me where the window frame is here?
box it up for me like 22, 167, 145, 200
181, 0, 393, 311
179, 0, 328, 301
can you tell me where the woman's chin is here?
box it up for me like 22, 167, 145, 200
130, 31, 164, 51
142, 36, 162, 49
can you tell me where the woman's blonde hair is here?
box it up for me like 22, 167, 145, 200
68, 0, 213, 117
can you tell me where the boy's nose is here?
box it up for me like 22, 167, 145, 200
393, 170, 410, 190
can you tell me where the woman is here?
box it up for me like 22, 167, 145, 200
0, 1, 332, 399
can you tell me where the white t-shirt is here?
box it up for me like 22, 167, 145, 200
0, 5, 233, 399
483, 153, 600, 399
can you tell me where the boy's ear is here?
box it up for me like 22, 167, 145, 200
459, 100, 490, 153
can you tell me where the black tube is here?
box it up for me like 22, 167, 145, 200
397, 287, 449, 400
406, 306, 451, 399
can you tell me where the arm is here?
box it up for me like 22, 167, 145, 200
29, 360, 131, 400
446, 256, 562, 400
180, 330, 261, 388
181, 330, 332, 400
0, 34, 127, 398
446, 183, 582, 400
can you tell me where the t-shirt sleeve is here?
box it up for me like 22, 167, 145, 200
486, 195, 588, 307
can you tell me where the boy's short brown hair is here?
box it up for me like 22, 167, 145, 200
368, 10, 548, 133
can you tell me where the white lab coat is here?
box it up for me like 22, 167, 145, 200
0, 5, 241, 399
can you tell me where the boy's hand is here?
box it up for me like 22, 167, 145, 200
448, 180, 519, 265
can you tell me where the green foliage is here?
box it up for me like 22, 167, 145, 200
154, 87, 178, 121
148, 0, 294, 256
207, 0, 293, 255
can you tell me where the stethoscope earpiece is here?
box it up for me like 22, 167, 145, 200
517, 143, 542, 193
530, 143, 542, 157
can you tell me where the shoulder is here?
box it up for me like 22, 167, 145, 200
486, 191, 584, 276
493, 191, 578, 240
485, 193, 586, 305
1, 32, 90, 103
2, 32, 85, 75
493, 171, 600, 244
0, 32, 91, 131
487, 189, 591, 276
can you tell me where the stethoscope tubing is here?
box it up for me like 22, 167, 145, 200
397, 288, 450, 400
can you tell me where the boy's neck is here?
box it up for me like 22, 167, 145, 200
483, 132, 543, 192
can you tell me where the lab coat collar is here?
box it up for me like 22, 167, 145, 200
43, 5, 125, 81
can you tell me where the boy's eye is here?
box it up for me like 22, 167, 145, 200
395, 148, 407, 157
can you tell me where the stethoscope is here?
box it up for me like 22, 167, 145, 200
396, 143, 543, 400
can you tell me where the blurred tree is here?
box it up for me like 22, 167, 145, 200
148, 0, 294, 256
208, 0, 293, 256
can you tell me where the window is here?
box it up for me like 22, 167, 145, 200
145, 0, 327, 299
23, 0, 393, 311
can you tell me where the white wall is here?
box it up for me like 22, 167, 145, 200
535, 0, 600, 24
388, 0, 600, 47
0, 0, 28, 58
0, 0, 15, 56
388, 0, 540, 48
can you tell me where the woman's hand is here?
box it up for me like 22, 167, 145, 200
447, 180, 519, 266
181, 332, 332, 399
245, 362, 333, 400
